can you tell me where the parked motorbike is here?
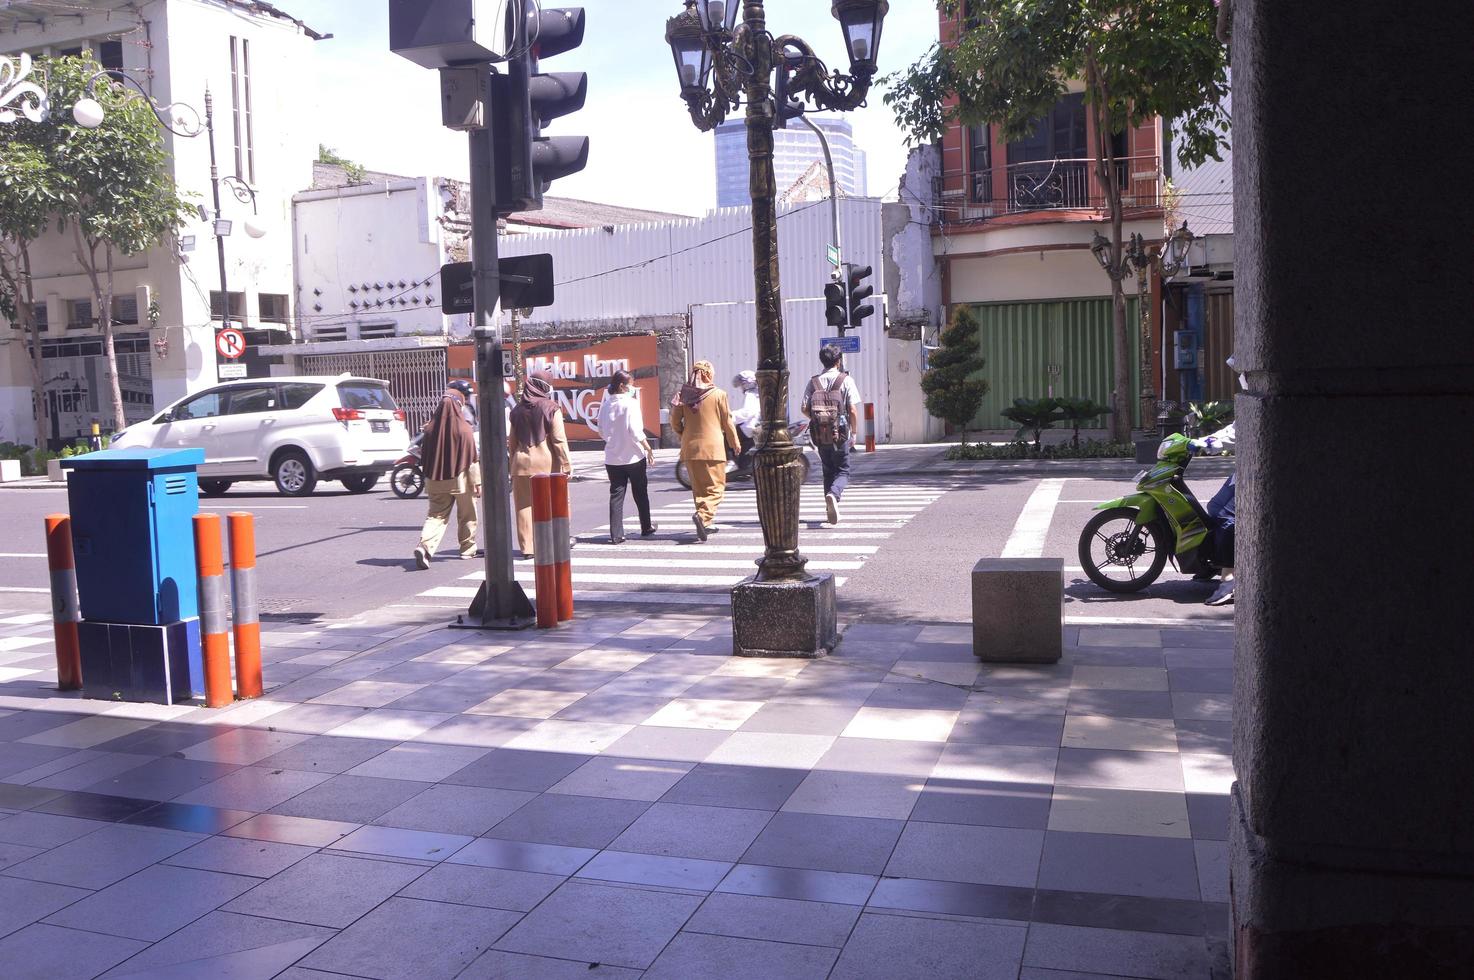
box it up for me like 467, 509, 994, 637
1078, 433, 1223, 592
389, 435, 424, 499
675, 419, 814, 490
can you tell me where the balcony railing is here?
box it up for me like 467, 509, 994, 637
935, 155, 1162, 224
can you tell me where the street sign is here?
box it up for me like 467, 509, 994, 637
827, 244, 841, 269
442, 262, 475, 315
218, 363, 248, 379
501, 349, 515, 377
442, 254, 556, 315
216, 328, 246, 360
822, 335, 861, 354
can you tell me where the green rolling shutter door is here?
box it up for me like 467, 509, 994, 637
967, 297, 1141, 430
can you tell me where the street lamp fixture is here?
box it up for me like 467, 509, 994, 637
212, 218, 234, 238
1090, 232, 1116, 275
663, 0, 887, 623
69, 69, 204, 137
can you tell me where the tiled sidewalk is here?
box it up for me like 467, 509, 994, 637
0, 605, 1233, 979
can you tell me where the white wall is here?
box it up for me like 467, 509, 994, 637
944, 218, 1163, 305
293, 178, 447, 342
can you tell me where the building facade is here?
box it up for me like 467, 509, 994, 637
714, 115, 867, 209
0, 0, 321, 448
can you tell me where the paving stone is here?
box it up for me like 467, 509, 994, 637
0, 811, 111, 848
738, 702, 860, 736
551, 693, 675, 724
164, 835, 318, 878
43, 863, 258, 941
548, 755, 693, 801
223, 853, 428, 928
1022, 922, 1210, 979
449, 837, 596, 876
644, 931, 837, 980
120, 801, 255, 835
80, 756, 240, 802
446, 748, 595, 792
831, 911, 1028, 979
662, 763, 807, 810
1066, 689, 1176, 719
1195, 839, 1230, 902
705, 732, 835, 769
173, 765, 329, 812
486, 793, 648, 849
302, 896, 520, 979
458, 950, 640, 979
331, 824, 472, 862
30, 789, 158, 822
1037, 831, 1202, 901
345, 743, 491, 783
0, 742, 93, 781
1186, 793, 1230, 841
269, 773, 427, 823
180, 728, 311, 765
1031, 889, 1207, 936
911, 778, 1054, 830
601, 725, 732, 763
1048, 786, 1192, 839
400, 863, 564, 912
494, 880, 701, 970
323, 709, 453, 741
257, 735, 398, 774
1061, 715, 1178, 753
2, 824, 203, 889
411, 713, 541, 748
781, 770, 921, 820
611, 801, 772, 861
868, 877, 1034, 922
743, 812, 903, 875
862, 681, 971, 711
884, 821, 1045, 888
222, 812, 359, 848
683, 892, 860, 948
1055, 748, 1188, 791
374, 784, 535, 836
18, 716, 155, 750
252, 703, 372, 736
0, 877, 91, 940
0, 923, 147, 980
715, 864, 877, 906
98, 911, 335, 978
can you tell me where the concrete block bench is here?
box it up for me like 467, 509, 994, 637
972, 557, 1063, 663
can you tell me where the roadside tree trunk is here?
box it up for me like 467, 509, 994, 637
1087, 54, 1135, 444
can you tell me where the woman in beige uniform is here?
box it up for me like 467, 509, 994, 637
508, 373, 571, 558
671, 360, 740, 541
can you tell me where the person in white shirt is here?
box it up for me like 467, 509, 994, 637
729, 370, 761, 478
801, 344, 862, 525
593, 370, 657, 543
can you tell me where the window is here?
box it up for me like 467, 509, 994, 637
1005, 93, 1090, 209
111, 295, 138, 326
258, 293, 289, 323
968, 124, 992, 203
223, 385, 277, 415
209, 291, 246, 322
99, 39, 124, 77
337, 382, 397, 412
280, 383, 325, 410
228, 36, 255, 182
15, 303, 48, 333
66, 299, 93, 331
170, 390, 223, 421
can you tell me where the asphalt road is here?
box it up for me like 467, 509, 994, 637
0, 454, 1235, 629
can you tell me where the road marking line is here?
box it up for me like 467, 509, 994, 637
565, 544, 875, 556
0, 587, 50, 594
0, 553, 46, 558
200, 505, 307, 510
1066, 615, 1231, 627
1001, 478, 1067, 558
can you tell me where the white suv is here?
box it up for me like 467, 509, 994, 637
110, 375, 410, 497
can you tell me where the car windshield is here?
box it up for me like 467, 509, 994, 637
337, 382, 397, 412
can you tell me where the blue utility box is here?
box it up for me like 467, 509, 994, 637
63, 448, 206, 704
63, 448, 204, 625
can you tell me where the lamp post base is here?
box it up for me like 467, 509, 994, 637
731, 572, 838, 659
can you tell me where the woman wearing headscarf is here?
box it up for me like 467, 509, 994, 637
594, 369, 656, 544
509, 372, 571, 558
413, 389, 480, 569
671, 359, 740, 541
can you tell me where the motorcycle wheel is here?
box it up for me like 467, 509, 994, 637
1078, 507, 1169, 593
674, 459, 692, 491
390, 464, 424, 499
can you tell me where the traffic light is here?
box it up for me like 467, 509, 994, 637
499, 4, 590, 215
845, 263, 874, 331
824, 277, 848, 329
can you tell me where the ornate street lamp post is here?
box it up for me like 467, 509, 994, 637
664, 0, 888, 599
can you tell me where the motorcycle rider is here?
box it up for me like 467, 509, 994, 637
1190, 356, 1243, 607
729, 370, 761, 478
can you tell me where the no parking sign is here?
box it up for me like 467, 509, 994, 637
216, 328, 246, 360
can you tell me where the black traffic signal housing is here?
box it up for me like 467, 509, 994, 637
824, 276, 848, 329
498, 5, 590, 215
845, 263, 874, 332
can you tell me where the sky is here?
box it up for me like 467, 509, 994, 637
286, 0, 941, 216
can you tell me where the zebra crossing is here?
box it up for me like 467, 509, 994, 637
410, 480, 949, 608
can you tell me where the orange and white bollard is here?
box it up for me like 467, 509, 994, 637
549, 472, 573, 622
531, 474, 559, 629
193, 514, 234, 707
43, 515, 82, 691
227, 512, 262, 699
864, 402, 876, 454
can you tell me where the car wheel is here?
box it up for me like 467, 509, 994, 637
341, 474, 379, 494
272, 450, 317, 497
199, 479, 233, 497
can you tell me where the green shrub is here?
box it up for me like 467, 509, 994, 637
1056, 397, 1114, 447
946, 439, 1136, 461
999, 397, 1066, 449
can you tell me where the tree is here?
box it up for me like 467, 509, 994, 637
0, 135, 59, 447
921, 305, 989, 445
43, 55, 195, 431
885, 0, 1229, 442
1001, 397, 1065, 450
1056, 396, 1113, 447
317, 144, 367, 186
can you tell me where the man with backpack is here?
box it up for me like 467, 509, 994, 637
802, 344, 862, 525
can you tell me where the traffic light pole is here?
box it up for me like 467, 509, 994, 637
463, 93, 534, 630
797, 114, 842, 282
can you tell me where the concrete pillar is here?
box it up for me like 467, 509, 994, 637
1231, 1, 1474, 976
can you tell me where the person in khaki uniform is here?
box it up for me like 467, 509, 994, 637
508, 373, 571, 558
413, 390, 480, 569
671, 360, 740, 541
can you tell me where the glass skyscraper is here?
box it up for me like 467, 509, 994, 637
714, 116, 868, 208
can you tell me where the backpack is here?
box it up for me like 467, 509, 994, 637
808, 372, 850, 447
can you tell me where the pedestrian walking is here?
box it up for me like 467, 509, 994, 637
509, 372, 571, 559
594, 370, 657, 544
729, 370, 760, 478
413, 390, 480, 569
672, 360, 740, 541
802, 343, 861, 525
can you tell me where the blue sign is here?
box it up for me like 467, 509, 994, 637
821, 335, 861, 354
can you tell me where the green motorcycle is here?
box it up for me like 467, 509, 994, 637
1078, 433, 1223, 593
